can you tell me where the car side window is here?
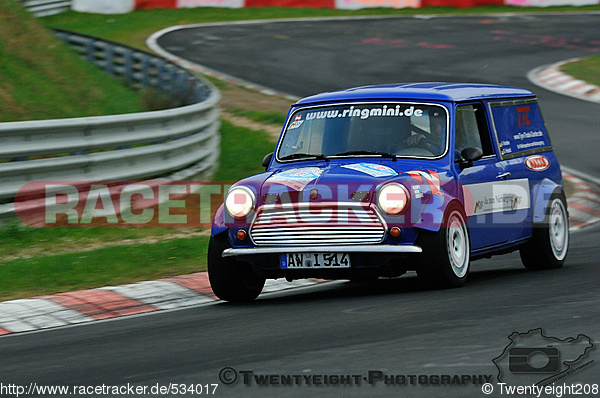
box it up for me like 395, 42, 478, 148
455, 104, 494, 160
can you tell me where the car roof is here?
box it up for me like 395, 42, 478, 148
294, 82, 536, 105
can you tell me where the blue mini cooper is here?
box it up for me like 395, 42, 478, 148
209, 83, 569, 302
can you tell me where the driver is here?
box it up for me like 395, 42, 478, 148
405, 111, 445, 155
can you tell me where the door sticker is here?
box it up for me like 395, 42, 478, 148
463, 179, 530, 217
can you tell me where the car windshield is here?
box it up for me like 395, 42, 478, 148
277, 102, 448, 161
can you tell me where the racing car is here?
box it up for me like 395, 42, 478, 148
208, 83, 569, 302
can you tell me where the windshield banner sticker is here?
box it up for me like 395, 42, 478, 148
341, 163, 397, 178
266, 167, 323, 191
305, 105, 424, 121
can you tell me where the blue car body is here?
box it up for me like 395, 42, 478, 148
209, 83, 568, 298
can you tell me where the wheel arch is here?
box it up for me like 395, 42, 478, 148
413, 194, 465, 232
532, 179, 566, 224
211, 204, 228, 236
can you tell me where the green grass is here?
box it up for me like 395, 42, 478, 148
213, 119, 276, 181
229, 108, 287, 126
202, 74, 230, 90
42, 5, 600, 52
0, 236, 209, 301
0, 222, 196, 259
560, 56, 600, 87
0, 1, 145, 122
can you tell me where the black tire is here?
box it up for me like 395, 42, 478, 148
520, 193, 569, 270
208, 234, 265, 302
416, 205, 470, 288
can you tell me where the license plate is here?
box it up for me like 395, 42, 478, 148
280, 253, 351, 269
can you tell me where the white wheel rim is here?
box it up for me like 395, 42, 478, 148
446, 212, 469, 278
549, 199, 568, 261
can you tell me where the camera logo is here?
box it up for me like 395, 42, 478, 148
493, 328, 595, 386
508, 347, 560, 373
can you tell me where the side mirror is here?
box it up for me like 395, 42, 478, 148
262, 152, 274, 170
459, 147, 483, 169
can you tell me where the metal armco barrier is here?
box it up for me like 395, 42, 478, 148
16, 0, 71, 17
0, 30, 221, 214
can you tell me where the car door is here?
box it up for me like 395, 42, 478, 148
487, 99, 551, 243
454, 103, 515, 251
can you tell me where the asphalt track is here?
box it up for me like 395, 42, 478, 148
1, 13, 599, 398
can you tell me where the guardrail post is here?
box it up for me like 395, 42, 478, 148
105, 45, 114, 75
157, 60, 166, 92
124, 49, 133, 86
141, 54, 150, 87
169, 65, 177, 96
85, 37, 95, 64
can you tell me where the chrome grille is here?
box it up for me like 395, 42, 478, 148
250, 203, 386, 246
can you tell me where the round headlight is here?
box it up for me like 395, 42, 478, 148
225, 186, 256, 218
378, 184, 409, 215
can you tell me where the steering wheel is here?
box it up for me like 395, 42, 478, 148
416, 135, 431, 150
396, 147, 435, 157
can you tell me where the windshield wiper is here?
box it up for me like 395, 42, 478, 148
279, 153, 329, 161
333, 150, 397, 160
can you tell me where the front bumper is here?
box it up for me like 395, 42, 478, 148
222, 244, 422, 257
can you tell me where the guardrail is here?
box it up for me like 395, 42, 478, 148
0, 30, 221, 213
16, 0, 71, 17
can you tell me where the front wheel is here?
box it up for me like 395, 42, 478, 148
416, 206, 471, 288
208, 234, 265, 302
520, 193, 569, 270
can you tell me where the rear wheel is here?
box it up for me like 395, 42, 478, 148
416, 205, 470, 288
208, 234, 265, 302
520, 193, 569, 270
